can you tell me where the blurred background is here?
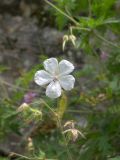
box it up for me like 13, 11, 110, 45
0, 0, 120, 160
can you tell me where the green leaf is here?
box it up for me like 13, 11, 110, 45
98, 136, 112, 155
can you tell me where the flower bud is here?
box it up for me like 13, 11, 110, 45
62, 35, 69, 51
69, 35, 76, 47
18, 103, 29, 112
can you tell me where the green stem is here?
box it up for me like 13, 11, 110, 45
40, 98, 56, 115
44, 0, 79, 26
10, 152, 58, 160
70, 26, 91, 32
88, 0, 92, 17
94, 30, 120, 49
56, 115, 73, 160
38, 98, 73, 160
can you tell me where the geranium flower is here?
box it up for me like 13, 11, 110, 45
34, 58, 75, 99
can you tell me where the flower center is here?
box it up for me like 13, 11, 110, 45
53, 75, 59, 82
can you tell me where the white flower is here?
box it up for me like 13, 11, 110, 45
34, 58, 75, 99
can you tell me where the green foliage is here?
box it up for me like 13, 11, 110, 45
107, 51, 120, 74
76, 111, 120, 160
52, 0, 77, 29
0, 100, 20, 138
92, 0, 116, 17
0, 158, 8, 160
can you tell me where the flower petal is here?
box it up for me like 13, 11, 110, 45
46, 81, 61, 99
43, 58, 59, 75
59, 75, 75, 91
59, 60, 74, 76
34, 70, 52, 86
